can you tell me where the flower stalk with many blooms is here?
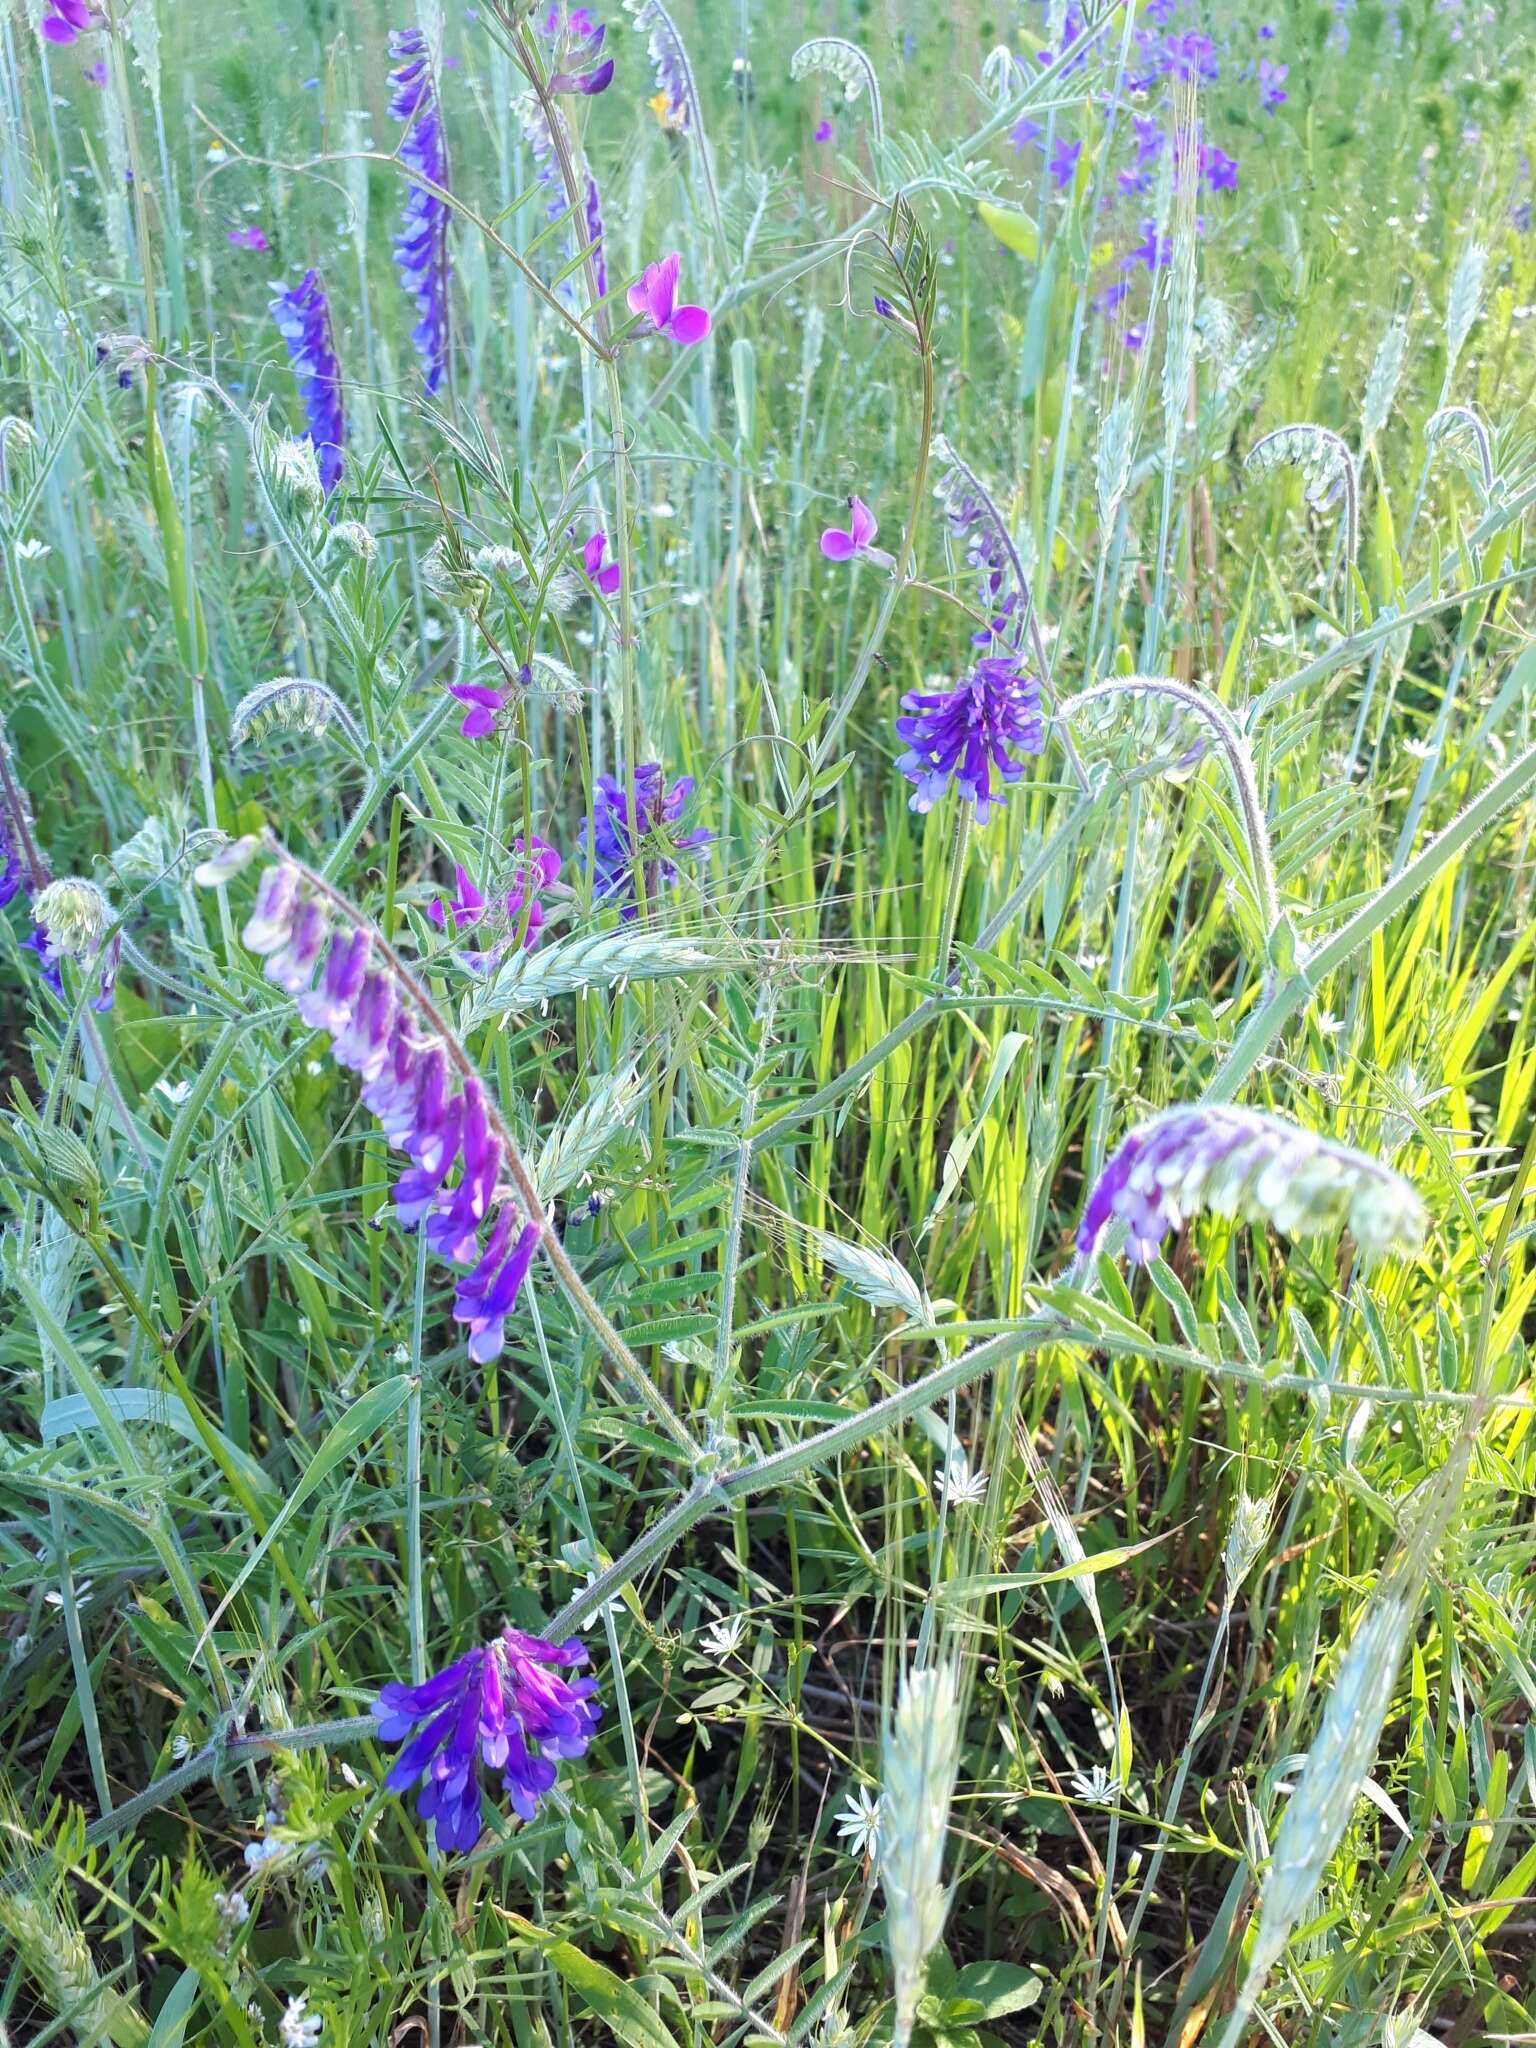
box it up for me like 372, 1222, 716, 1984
197, 836, 697, 1447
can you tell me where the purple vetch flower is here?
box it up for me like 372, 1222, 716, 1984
270, 271, 345, 496
1121, 220, 1173, 274
389, 28, 452, 395
449, 680, 506, 740
582, 528, 621, 596
626, 253, 711, 345
203, 855, 549, 1363
813, 118, 833, 143
820, 495, 892, 568
229, 224, 271, 252
1009, 116, 1042, 154
429, 839, 562, 959
1200, 143, 1238, 193
630, 0, 694, 133
932, 440, 1032, 652
1257, 57, 1288, 109
582, 172, 607, 298
895, 658, 1044, 823
1047, 136, 1082, 190
374, 1623, 601, 1851
1077, 1106, 1426, 1267
40, 0, 96, 42
1093, 279, 1131, 319
540, 3, 613, 93
578, 765, 712, 917
82, 56, 107, 82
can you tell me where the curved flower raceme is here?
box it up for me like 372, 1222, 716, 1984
895, 657, 1044, 823
375, 1624, 601, 1851
201, 849, 547, 1364
1078, 1105, 1427, 1267
430, 840, 561, 962
270, 271, 346, 497
578, 764, 712, 917
626, 253, 711, 345
389, 28, 452, 395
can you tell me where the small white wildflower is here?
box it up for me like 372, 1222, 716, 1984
1070, 1765, 1119, 1806
835, 1784, 882, 1859
941, 1458, 988, 1508
699, 1612, 747, 1659
279, 1996, 322, 2048
1316, 1011, 1343, 1038
579, 1571, 624, 1632
392, 1343, 411, 1365
15, 538, 50, 560
307, 1059, 325, 1078
214, 1890, 249, 1932
243, 1837, 289, 1874
170, 1732, 191, 1761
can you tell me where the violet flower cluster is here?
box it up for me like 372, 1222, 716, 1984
1077, 1105, 1426, 1266
895, 659, 1045, 824
39, 0, 96, 42
389, 27, 452, 396
270, 271, 346, 497
579, 765, 712, 916
540, 4, 613, 95
208, 848, 547, 1364
375, 1623, 601, 1850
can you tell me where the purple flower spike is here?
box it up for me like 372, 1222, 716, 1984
578, 764, 711, 918
374, 1622, 601, 1851
1200, 143, 1238, 193
895, 657, 1044, 824
1048, 137, 1081, 190
582, 529, 621, 597
1078, 1106, 1426, 1268
626, 253, 711, 345
820, 495, 893, 569
389, 28, 453, 395
583, 173, 608, 299
1257, 57, 1288, 109
270, 270, 346, 496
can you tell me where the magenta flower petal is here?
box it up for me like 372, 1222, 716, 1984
820, 527, 856, 561
665, 303, 711, 345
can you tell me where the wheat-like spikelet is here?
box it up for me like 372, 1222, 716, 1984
1361, 317, 1409, 451
469, 928, 741, 1018
805, 1225, 927, 1320
532, 1065, 643, 1201
880, 1663, 962, 2048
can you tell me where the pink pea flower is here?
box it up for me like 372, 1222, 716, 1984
449, 680, 505, 739
582, 529, 621, 597
229, 225, 271, 253
430, 841, 562, 958
626, 252, 711, 345
813, 119, 833, 143
41, 0, 95, 42
820, 495, 893, 569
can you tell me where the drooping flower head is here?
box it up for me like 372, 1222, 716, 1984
540, 4, 613, 94
270, 271, 346, 496
895, 658, 1045, 824
931, 437, 1032, 652
1078, 1105, 1427, 1266
375, 1623, 601, 1852
29, 876, 120, 1011
626, 253, 711, 345
389, 28, 452, 395
199, 847, 546, 1364
578, 764, 712, 917
626, 0, 694, 132
429, 839, 562, 962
